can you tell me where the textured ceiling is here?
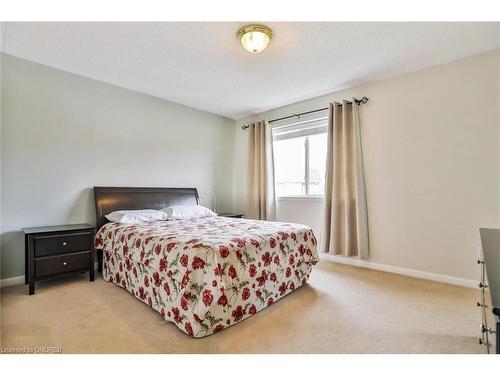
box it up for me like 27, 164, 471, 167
2, 22, 500, 119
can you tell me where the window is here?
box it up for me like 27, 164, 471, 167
273, 117, 328, 197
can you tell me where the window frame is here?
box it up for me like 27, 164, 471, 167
272, 116, 328, 200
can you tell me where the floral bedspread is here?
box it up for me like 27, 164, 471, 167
95, 216, 319, 337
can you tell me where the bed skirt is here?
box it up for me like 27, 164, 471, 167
101, 248, 315, 337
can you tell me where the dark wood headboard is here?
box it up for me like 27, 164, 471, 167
93, 187, 199, 229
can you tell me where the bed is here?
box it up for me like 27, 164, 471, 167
93, 187, 319, 337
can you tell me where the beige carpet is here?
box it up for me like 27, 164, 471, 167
0, 260, 493, 354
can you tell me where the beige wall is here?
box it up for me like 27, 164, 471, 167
234, 49, 500, 282
0, 54, 235, 279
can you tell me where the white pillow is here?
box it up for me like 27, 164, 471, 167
105, 209, 167, 224
161, 205, 217, 219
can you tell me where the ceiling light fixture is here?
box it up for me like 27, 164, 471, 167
237, 25, 272, 54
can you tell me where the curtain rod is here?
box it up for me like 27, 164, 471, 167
241, 96, 369, 130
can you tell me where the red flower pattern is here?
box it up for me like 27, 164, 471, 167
231, 238, 245, 247
154, 244, 162, 256
181, 296, 189, 311
95, 217, 318, 337
249, 264, 257, 277
159, 258, 167, 272
256, 271, 268, 286
214, 263, 223, 276
214, 324, 224, 333
180, 254, 189, 267
217, 294, 228, 307
163, 281, 171, 295
202, 289, 213, 307
227, 265, 237, 279
185, 322, 193, 336
192, 256, 205, 270
181, 271, 190, 289
242, 287, 250, 300
279, 282, 287, 296
219, 245, 230, 258
152, 272, 161, 287
261, 252, 271, 266
232, 306, 244, 322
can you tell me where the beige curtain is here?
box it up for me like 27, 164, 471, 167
246, 120, 276, 221
322, 100, 369, 258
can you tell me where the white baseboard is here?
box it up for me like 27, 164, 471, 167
320, 253, 478, 289
0, 275, 25, 288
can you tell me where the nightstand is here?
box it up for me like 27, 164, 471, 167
22, 224, 95, 295
218, 213, 244, 218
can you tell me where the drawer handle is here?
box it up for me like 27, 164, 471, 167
62, 262, 68, 266
62, 242, 67, 246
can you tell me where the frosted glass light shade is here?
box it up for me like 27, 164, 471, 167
237, 25, 272, 54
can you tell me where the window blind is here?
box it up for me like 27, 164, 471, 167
272, 117, 328, 141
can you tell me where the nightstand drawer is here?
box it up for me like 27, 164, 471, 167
35, 252, 91, 278
34, 232, 92, 257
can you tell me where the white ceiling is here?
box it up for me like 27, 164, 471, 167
2, 22, 500, 119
